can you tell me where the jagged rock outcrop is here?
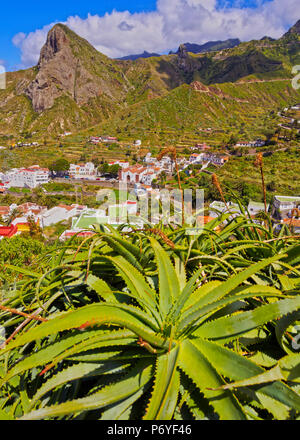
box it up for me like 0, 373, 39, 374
25, 25, 79, 112
25, 24, 128, 113
176, 44, 207, 77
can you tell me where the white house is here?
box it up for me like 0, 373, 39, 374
272, 195, 300, 220
248, 201, 269, 217
236, 139, 265, 148
69, 162, 95, 179
108, 160, 130, 169
140, 170, 159, 186
41, 204, 87, 228
60, 203, 143, 240
119, 165, 162, 185
119, 166, 148, 184
189, 153, 205, 164
2, 166, 49, 189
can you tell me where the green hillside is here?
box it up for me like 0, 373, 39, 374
94, 79, 300, 146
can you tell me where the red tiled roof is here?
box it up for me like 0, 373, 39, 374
0, 225, 18, 238
58, 204, 75, 211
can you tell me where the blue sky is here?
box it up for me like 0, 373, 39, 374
1, 0, 298, 71
1, 1, 157, 69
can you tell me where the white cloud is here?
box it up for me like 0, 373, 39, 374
12, 0, 300, 68
12, 23, 55, 67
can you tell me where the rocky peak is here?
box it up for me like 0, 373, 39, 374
177, 44, 190, 71
24, 24, 128, 114
38, 24, 69, 68
25, 24, 79, 113
283, 19, 300, 37
178, 44, 188, 58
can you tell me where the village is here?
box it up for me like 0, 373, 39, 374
0, 102, 299, 240
0, 139, 299, 239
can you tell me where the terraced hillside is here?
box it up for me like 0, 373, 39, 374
94, 79, 300, 147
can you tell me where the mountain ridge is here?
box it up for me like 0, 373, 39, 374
0, 20, 299, 138
117, 50, 161, 61
170, 39, 241, 55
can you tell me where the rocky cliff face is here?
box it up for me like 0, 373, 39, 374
25, 25, 78, 112
25, 24, 128, 113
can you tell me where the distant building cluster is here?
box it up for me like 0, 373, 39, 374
0, 165, 49, 189
189, 152, 229, 166
235, 139, 266, 148
89, 136, 118, 145
0, 202, 87, 240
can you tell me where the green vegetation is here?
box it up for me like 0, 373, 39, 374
8, 187, 31, 194
0, 25, 299, 420
0, 237, 49, 285
0, 207, 299, 420
42, 182, 75, 192
217, 149, 300, 202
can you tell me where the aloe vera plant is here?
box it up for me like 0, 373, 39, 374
0, 234, 299, 420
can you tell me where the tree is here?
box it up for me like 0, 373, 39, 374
227, 134, 237, 147
267, 181, 276, 192
99, 163, 109, 174
27, 215, 43, 239
49, 159, 69, 173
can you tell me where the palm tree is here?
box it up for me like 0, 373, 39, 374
5, 208, 20, 226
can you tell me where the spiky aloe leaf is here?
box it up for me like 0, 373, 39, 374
183, 254, 287, 317
179, 285, 284, 332
144, 345, 180, 420
178, 339, 247, 420
195, 296, 300, 344
30, 362, 129, 409
193, 338, 300, 411
1, 304, 170, 354
19, 360, 153, 420
275, 311, 300, 355
100, 386, 148, 420
1, 330, 135, 384
149, 238, 180, 317
86, 275, 117, 303
105, 256, 158, 313
101, 236, 144, 272
0, 408, 14, 420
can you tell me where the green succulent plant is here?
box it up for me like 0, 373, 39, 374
1, 236, 299, 420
